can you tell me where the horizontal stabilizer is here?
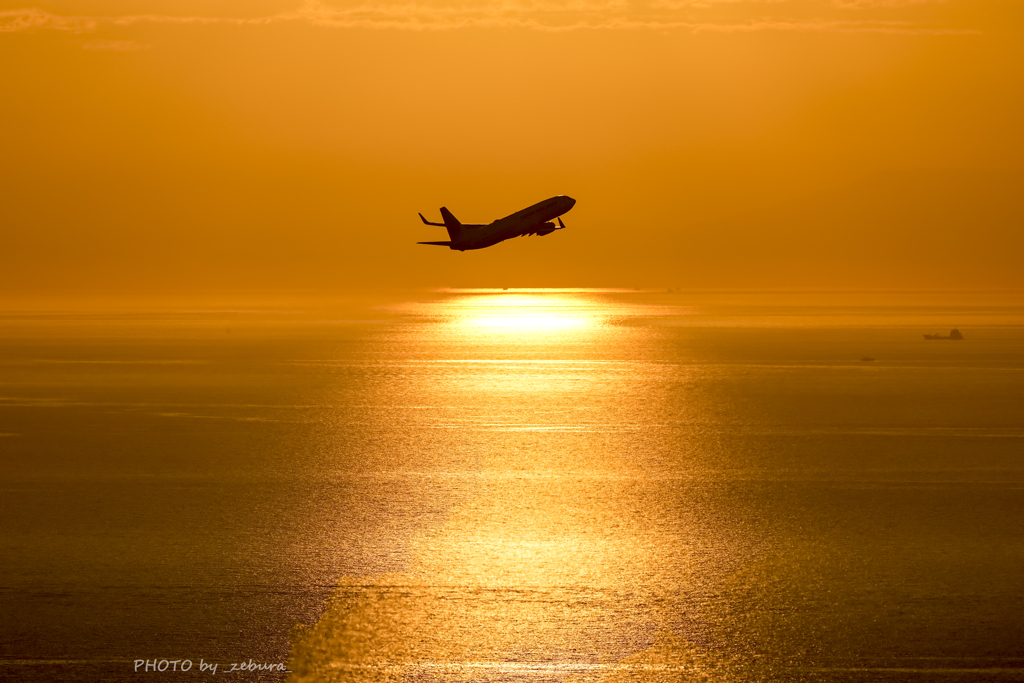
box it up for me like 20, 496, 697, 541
419, 213, 446, 227
417, 241, 452, 247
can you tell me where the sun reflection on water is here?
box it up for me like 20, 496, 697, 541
289, 290, 735, 682
452, 294, 596, 331
439, 293, 606, 338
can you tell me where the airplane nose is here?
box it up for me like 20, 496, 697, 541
563, 196, 576, 208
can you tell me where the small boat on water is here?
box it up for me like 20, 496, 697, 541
924, 329, 963, 340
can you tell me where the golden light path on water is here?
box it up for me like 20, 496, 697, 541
287, 291, 746, 682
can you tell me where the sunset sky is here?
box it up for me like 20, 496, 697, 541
2, 0, 1021, 292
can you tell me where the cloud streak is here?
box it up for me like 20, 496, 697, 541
832, 0, 946, 7
0, 8, 96, 33
0, 3, 979, 35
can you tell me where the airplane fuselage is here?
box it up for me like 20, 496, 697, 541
418, 195, 576, 251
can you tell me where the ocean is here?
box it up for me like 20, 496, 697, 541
1, 290, 1022, 682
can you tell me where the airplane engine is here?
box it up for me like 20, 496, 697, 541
536, 222, 557, 236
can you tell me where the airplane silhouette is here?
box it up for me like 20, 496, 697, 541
418, 195, 576, 251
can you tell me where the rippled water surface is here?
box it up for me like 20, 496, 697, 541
1, 290, 1023, 681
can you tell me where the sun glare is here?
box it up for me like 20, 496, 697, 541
448, 294, 599, 333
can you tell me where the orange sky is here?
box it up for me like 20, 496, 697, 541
2, 1, 1022, 292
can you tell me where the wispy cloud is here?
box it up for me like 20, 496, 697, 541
832, 0, 946, 7
0, 8, 96, 33
0, 2, 978, 34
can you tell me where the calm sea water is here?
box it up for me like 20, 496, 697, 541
1, 290, 1023, 682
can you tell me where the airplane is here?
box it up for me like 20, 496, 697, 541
418, 195, 576, 251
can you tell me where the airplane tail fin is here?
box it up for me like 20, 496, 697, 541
439, 207, 462, 241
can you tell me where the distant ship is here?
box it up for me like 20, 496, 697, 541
924, 329, 963, 340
